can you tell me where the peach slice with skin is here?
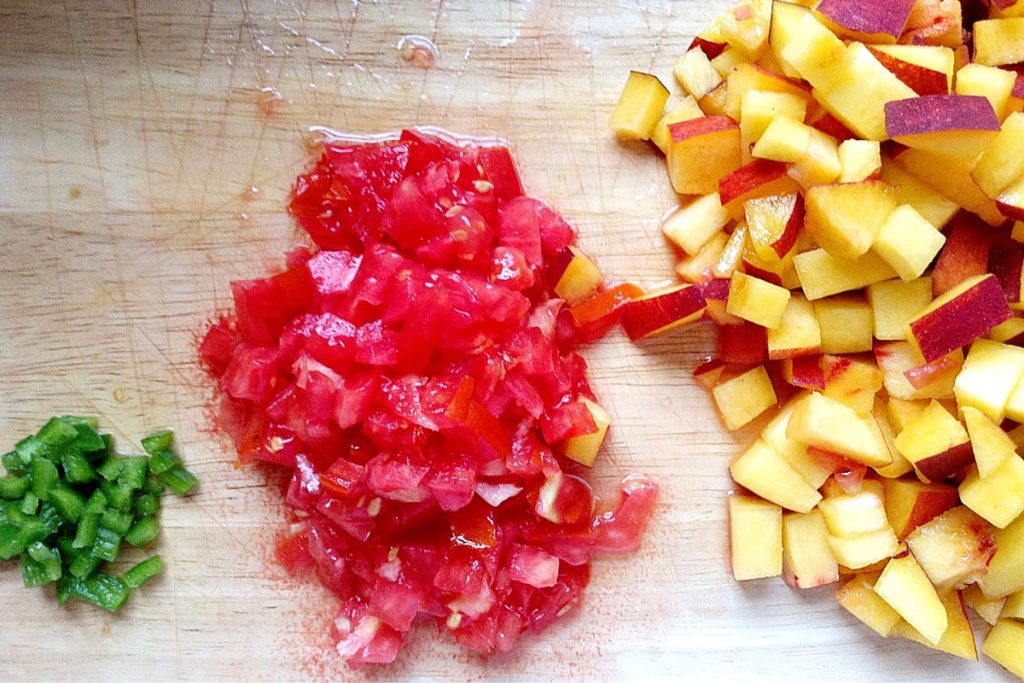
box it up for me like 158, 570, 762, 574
816, 0, 915, 43
744, 193, 803, 260
996, 175, 1024, 222
987, 244, 1024, 306
548, 247, 603, 304
901, 0, 963, 48
874, 341, 960, 401
902, 353, 962, 393
650, 96, 705, 154
906, 274, 1012, 363
667, 116, 743, 195
718, 159, 801, 219
820, 355, 882, 415
562, 398, 611, 467
781, 356, 825, 391
810, 42, 917, 142
621, 284, 707, 341
894, 400, 973, 484
882, 478, 960, 541
867, 45, 949, 95
930, 213, 993, 296
884, 95, 1000, 161
693, 358, 726, 389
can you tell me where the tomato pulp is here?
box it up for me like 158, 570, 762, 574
200, 129, 657, 667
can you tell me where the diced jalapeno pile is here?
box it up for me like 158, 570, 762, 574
0, 417, 197, 611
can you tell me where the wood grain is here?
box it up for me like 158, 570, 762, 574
0, 1, 1012, 680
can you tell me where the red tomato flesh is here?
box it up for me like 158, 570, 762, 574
199, 130, 657, 667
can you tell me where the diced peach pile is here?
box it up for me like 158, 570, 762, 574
609, 0, 1024, 675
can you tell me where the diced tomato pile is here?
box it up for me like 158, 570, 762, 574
199, 130, 657, 667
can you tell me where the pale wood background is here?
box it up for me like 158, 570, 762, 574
0, 0, 1010, 680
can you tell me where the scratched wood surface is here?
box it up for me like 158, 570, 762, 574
0, 1, 1012, 680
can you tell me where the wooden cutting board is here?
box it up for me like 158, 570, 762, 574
0, 1, 1011, 680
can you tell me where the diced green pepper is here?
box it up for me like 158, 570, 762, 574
123, 555, 165, 589
2, 415, 197, 611
99, 481, 133, 512
14, 436, 48, 465
96, 456, 124, 482
161, 467, 199, 496
147, 449, 181, 475
68, 550, 101, 579
60, 416, 105, 454
72, 513, 100, 549
124, 517, 160, 547
118, 457, 148, 490
29, 457, 59, 500
61, 450, 96, 484
0, 476, 30, 500
100, 433, 116, 457
48, 485, 85, 524
57, 574, 129, 612
100, 508, 133, 536
19, 492, 39, 516
22, 541, 62, 586
37, 503, 62, 537
83, 489, 107, 515
134, 493, 160, 517
36, 417, 79, 449
91, 526, 121, 562
141, 430, 174, 455
1, 450, 23, 475
56, 534, 80, 559
0, 524, 24, 561
142, 473, 165, 496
